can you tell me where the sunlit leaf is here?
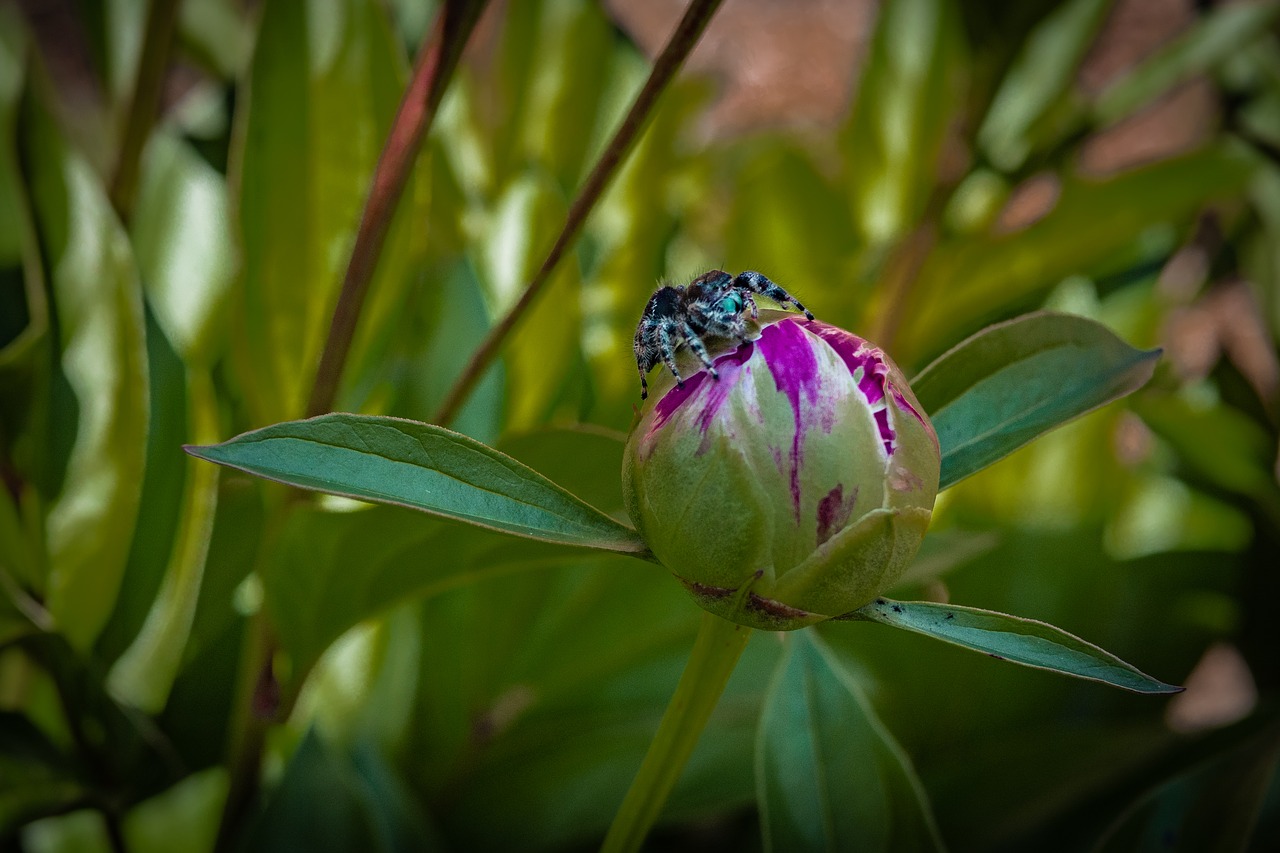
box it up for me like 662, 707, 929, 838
107, 369, 220, 712
478, 170, 583, 430
122, 768, 227, 853
186, 413, 650, 554
911, 312, 1159, 490
841, 0, 965, 245
847, 598, 1182, 693
722, 141, 857, 320
22, 82, 148, 651
757, 631, 944, 852
101, 129, 235, 709
230, 0, 421, 423
131, 129, 235, 366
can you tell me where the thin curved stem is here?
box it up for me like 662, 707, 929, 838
431, 0, 725, 427
601, 612, 752, 853
306, 0, 489, 418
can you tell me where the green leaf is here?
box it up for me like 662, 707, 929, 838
478, 170, 584, 430
756, 631, 944, 853
185, 413, 649, 555
900, 145, 1256, 360
1132, 392, 1280, 502
0, 711, 86, 832
847, 597, 1182, 694
107, 368, 221, 712
418, 561, 775, 850
122, 768, 227, 853
911, 312, 1160, 490
131, 129, 235, 366
1094, 723, 1280, 853
1093, 2, 1280, 127
892, 527, 999, 588
229, 0, 422, 422
977, 0, 1112, 172
388, 259, 505, 445
841, 0, 965, 245
242, 730, 441, 853
22, 74, 149, 651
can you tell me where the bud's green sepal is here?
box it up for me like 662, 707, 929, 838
623, 313, 940, 630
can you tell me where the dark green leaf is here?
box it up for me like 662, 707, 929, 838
847, 597, 1182, 694
911, 312, 1160, 490
0, 711, 85, 832
1094, 723, 1280, 853
185, 413, 649, 554
756, 631, 944, 852
389, 259, 505, 445
420, 562, 777, 851
242, 730, 441, 853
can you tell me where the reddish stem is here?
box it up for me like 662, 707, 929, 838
431, 0, 726, 427
306, 0, 490, 417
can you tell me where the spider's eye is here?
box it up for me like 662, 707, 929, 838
719, 294, 743, 315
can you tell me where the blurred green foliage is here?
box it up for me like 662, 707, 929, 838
1, 0, 1279, 850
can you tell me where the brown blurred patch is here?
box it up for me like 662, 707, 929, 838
995, 172, 1061, 233
1164, 280, 1279, 408
1166, 641, 1257, 733
605, 0, 872, 134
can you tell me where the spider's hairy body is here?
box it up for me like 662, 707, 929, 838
633, 269, 814, 399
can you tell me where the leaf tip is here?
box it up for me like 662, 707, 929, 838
183, 443, 216, 461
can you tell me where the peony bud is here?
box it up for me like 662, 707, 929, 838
623, 312, 940, 630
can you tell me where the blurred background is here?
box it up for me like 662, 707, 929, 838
1, 0, 1278, 850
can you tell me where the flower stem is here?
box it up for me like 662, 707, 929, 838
431, 0, 725, 427
601, 612, 751, 853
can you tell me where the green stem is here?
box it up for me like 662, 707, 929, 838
109, 0, 181, 221
601, 612, 752, 853
432, 0, 725, 427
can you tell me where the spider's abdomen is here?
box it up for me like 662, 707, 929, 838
645, 285, 683, 321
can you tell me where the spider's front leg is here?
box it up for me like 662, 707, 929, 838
733, 271, 814, 320
657, 323, 686, 387
680, 322, 719, 380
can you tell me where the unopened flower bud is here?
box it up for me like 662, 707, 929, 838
623, 313, 940, 629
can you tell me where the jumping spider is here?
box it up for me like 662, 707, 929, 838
633, 269, 813, 399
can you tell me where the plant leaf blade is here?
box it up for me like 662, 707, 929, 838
848, 598, 1182, 694
911, 311, 1159, 490
185, 413, 649, 555
756, 631, 945, 852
